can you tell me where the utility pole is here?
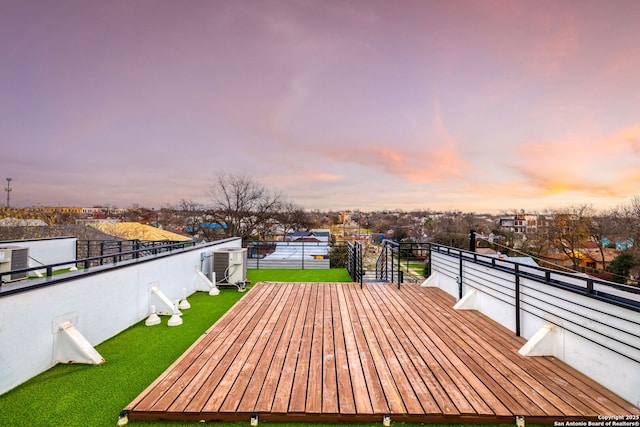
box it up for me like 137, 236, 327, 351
5, 177, 11, 208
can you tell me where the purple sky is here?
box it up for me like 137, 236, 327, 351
2, 0, 639, 213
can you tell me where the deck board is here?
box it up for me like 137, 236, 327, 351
125, 282, 639, 424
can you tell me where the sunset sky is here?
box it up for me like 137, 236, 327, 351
2, 0, 639, 213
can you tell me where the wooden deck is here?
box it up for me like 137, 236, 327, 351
125, 282, 639, 424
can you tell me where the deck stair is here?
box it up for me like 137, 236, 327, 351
362, 269, 387, 282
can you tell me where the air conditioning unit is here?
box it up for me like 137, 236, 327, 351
0, 246, 29, 283
211, 248, 247, 289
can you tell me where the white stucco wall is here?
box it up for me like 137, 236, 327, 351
0, 237, 241, 395
0, 236, 77, 274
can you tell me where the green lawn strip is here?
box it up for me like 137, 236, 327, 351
407, 262, 425, 269
247, 268, 352, 283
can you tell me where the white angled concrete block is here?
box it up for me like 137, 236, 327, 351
453, 289, 478, 310
518, 324, 563, 357
54, 321, 104, 365
422, 271, 440, 287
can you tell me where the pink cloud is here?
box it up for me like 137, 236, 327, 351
265, 97, 474, 186
508, 124, 640, 198
315, 139, 470, 184
611, 124, 640, 154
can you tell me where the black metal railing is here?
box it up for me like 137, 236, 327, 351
374, 240, 430, 287
76, 239, 191, 266
428, 243, 640, 344
347, 241, 363, 287
429, 243, 640, 307
0, 239, 196, 287
375, 241, 390, 282
244, 240, 331, 269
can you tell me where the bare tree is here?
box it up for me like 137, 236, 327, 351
615, 196, 640, 283
171, 199, 208, 238
520, 226, 551, 258
122, 204, 143, 222
209, 173, 284, 241
275, 202, 311, 238
426, 211, 471, 249
548, 205, 593, 270
588, 208, 619, 271
623, 196, 640, 253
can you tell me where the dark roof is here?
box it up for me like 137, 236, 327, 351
288, 231, 330, 237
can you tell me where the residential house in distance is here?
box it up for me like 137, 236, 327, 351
499, 212, 538, 233
251, 229, 331, 268
538, 246, 620, 275
574, 247, 619, 271
284, 229, 330, 244
278, 229, 330, 259
602, 236, 634, 251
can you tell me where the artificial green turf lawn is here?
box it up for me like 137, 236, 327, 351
246, 268, 353, 283
0, 289, 250, 427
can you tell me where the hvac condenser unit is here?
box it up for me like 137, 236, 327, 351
0, 246, 29, 282
212, 248, 247, 289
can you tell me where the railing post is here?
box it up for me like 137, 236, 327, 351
391, 247, 395, 284
384, 244, 388, 281
587, 279, 594, 295
358, 242, 363, 289
458, 254, 463, 300
515, 263, 521, 337
397, 246, 401, 285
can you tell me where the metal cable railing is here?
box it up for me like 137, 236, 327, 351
428, 243, 640, 367
374, 240, 429, 287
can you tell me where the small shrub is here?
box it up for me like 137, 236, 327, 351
329, 243, 349, 268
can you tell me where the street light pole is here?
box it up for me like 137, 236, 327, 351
5, 177, 12, 208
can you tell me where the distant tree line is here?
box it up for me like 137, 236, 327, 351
1, 174, 639, 284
